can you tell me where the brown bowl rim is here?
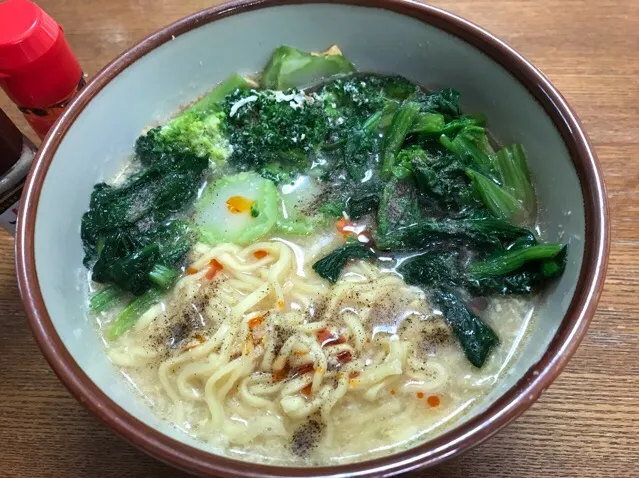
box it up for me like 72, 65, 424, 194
15, 0, 609, 476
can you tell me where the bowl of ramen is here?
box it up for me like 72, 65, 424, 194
16, 0, 609, 476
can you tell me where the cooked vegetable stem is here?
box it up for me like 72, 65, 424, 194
108, 289, 163, 340
89, 286, 120, 313
381, 101, 421, 179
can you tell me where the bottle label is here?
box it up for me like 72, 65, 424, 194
18, 76, 87, 140
0, 181, 23, 236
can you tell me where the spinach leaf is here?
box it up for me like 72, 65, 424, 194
397, 251, 464, 290
108, 244, 161, 296
397, 239, 567, 296
318, 179, 383, 220
467, 243, 567, 295
81, 149, 206, 295
466, 168, 526, 225
494, 144, 536, 221
376, 177, 422, 238
411, 144, 483, 214
312, 243, 375, 283
375, 216, 531, 251
341, 120, 383, 182
431, 290, 499, 368
417, 88, 462, 120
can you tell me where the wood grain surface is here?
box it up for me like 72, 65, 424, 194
1, 1, 637, 476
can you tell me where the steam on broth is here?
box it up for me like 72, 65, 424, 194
82, 45, 566, 465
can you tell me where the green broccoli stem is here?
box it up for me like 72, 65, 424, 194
89, 286, 121, 313
465, 168, 526, 225
381, 101, 421, 179
108, 289, 163, 340
469, 243, 566, 277
147, 264, 179, 290
190, 73, 251, 113
495, 144, 536, 219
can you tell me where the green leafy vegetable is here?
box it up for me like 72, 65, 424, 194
398, 241, 567, 296
389, 147, 425, 179
342, 126, 382, 182
441, 132, 493, 174
494, 144, 536, 221
381, 101, 421, 179
320, 75, 414, 125
375, 216, 532, 251
411, 145, 483, 214
466, 168, 526, 224
467, 242, 567, 294
409, 113, 446, 134
148, 264, 179, 290
417, 88, 462, 120
81, 145, 204, 295
190, 73, 251, 112
376, 178, 422, 237
397, 251, 463, 290
469, 243, 565, 277
108, 289, 163, 340
318, 180, 382, 220
261, 45, 355, 90
89, 286, 121, 313
312, 242, 375, 283
431, 290, 499, 368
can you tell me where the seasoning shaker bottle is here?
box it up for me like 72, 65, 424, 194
0, 108, 36, 235
0, 0, 85, 139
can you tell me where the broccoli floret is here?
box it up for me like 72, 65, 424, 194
320, 76, 387, 127
136, 110, 229, 165
136, 108, 229, 165
223, 89, 330, 175
135, 74, 251, 165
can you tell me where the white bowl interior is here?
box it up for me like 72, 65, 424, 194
34, 3, 585, 457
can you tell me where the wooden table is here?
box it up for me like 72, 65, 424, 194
1, 1, 637, 476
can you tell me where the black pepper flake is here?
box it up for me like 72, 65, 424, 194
290, 419, 324, 457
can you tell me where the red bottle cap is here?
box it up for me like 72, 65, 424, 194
0, 0, 59, 75
0, 0, 83, 138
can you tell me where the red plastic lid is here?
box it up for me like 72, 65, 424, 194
0, 0, 60, 75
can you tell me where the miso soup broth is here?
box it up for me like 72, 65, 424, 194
83, 45, 565, 465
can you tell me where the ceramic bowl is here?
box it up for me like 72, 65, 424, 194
16, 0, 609, 476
